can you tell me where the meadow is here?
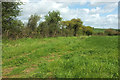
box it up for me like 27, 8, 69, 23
93, 28, 105, 33
2, 36, 118, 78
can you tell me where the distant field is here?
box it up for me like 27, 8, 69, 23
93, 28, 105, 33
2, 36, 118, 78
93, 28, 119, 33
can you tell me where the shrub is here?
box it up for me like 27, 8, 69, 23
104, 29, 118, 36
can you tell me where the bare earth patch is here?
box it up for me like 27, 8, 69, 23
8, 74, 20, 78
2, 67, 16, 78
48, 59, 54, 62
23, 67, 35, 73
43, 53, 63, 62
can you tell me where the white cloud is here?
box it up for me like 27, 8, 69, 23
90, 7, 101, 14
83, 9, 89, 13
84, 14, 118, 29
2, 0, 119, 2
38, 0, 119, 2
20, 0, 29, 2
107, 14, 117, 18
17, 0, 118, 29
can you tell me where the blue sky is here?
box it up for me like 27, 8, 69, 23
18, 0, 118, 29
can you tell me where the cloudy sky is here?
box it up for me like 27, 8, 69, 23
18, 0, 119, 29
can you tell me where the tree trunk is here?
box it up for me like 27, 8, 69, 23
74, 29, 76, 36
53, 31, 56, 37
6, 30, 9, 37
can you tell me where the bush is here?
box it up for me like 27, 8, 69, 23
82, 26, 93, 36
96, 32, 105, 36
104, 29, 118, 36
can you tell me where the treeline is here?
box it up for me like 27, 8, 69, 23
2, 2, 94, 39
2, 2, 120, 40
93, 28, 120, 36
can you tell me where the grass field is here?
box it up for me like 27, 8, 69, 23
93, 28, 119, 34
2, 36, 118, 78
93, 28, 105, 33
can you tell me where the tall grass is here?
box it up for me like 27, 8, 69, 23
2, 36, 118, 78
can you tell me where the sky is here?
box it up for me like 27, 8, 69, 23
17, 0, 119, 29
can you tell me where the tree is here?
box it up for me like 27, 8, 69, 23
82, 26, 93, 36
61, 19, 83, 36
104, 29, 118, 36
11, 20, 24, 39
61, 21, 73, 30
71, 18, 83, 36
61, 21, 74, 36
37, 21, 49, 37
45, 10, 62, 37
27, 14, 41, 31
2, 2, 23, 38
27, 14, 40, 38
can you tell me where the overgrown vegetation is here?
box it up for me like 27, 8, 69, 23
2, 36, 118, 78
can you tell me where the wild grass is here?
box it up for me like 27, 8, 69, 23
2, 36, 118, 78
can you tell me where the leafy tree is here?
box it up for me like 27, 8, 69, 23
71, 18, 83, 36
2, 2, 23, 38
61, 18, 83, 36
45, 10, 62, 37
27, 14, 40, 38
61, 21, 73, 30
82, 26, 93, 36
12, 20, 24, 38
60, 21, 74, 36
37, 21, 49, 37
27, 14, 41, 31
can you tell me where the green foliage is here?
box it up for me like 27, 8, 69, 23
45, 10, 62, 24
93, 28, 105, 33
61, 19, 83, 36
82, 26, 93, 36
61, 21, 73, 30
2, 2, 23, 39
27, 14, 41, 31
71, 18, 83, 36
37, 21, 49, 37
104, 29, 119, 36
45, 10, 62, 37
60, 21, 74, 36
24, 14, 41, 38
93, 28, 120, 36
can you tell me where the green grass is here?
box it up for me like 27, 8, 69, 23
93, 28, 105, 33
2, 36, 118, 78
93, 28, 119, 34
